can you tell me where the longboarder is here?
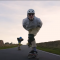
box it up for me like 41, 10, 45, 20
17, 37, 23, 50
22, 9, 43, 58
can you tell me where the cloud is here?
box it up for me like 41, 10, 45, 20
0, 1, 60, 23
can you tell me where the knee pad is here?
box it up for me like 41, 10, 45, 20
28, 34, 35, 43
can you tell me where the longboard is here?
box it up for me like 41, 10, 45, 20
28, 53, 39, 60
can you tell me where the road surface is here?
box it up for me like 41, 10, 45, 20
0, 45, 60, 60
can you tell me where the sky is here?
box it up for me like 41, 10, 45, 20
0, 1, 60, 45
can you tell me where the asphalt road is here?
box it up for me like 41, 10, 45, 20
0, 45, 60, 60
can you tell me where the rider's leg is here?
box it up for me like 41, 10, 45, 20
17, 38, 21, 50
28, 34, 35, 47
19, 43, 20, 47
28, 27, 40, 54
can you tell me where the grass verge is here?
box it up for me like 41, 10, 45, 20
0, 44, 18, 49
0, 46, 18, 49
36, 46, 60, 55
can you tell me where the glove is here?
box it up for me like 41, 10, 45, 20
37, 25, 41, 28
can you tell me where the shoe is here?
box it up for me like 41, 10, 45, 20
28, 50, 38, 58
29, 50, 38, 54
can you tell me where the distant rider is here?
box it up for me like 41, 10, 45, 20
17, 37, 23, 50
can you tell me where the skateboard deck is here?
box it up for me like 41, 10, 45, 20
28, 53, 39, 60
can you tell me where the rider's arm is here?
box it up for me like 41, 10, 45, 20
22, 19, 27, 30
22, 19, 31, 31
37, 18, 43, 28
21, 38, 23, 41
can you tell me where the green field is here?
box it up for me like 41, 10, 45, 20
0, 46, 18, 49
37, 46, 60, 55
0, 44, 18, 49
